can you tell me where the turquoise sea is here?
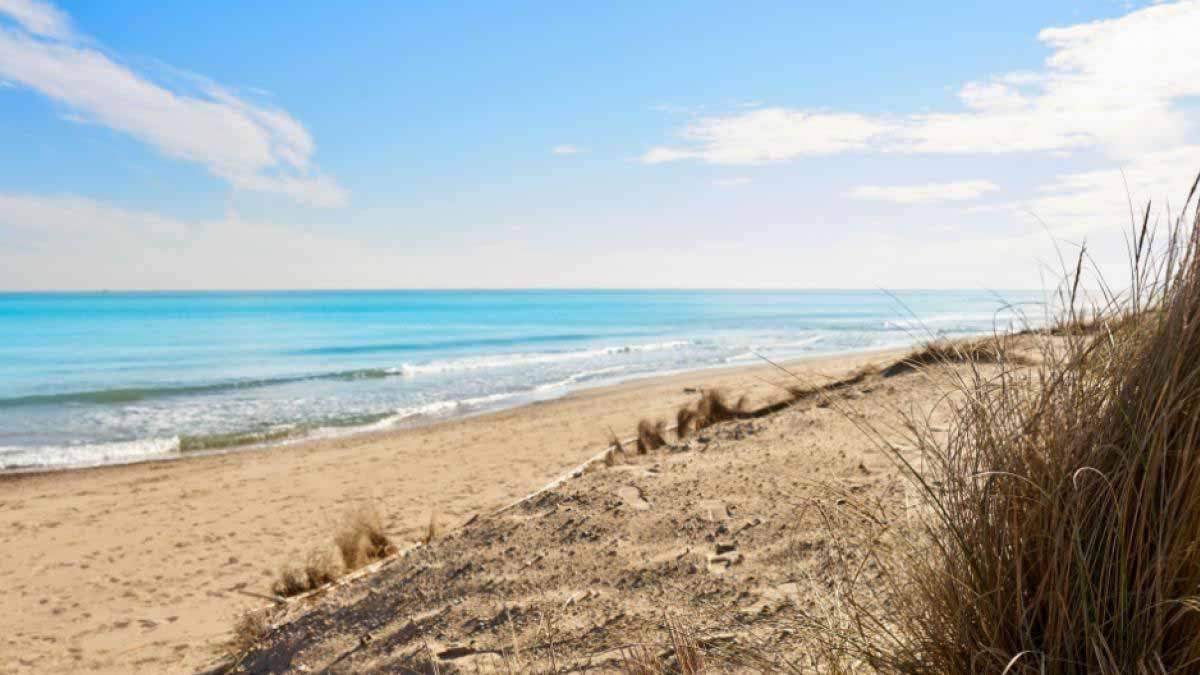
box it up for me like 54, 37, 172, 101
0, 290, 1043, 471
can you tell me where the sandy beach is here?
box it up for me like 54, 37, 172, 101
0, 347, 909, 674
3, 0, 1193, 670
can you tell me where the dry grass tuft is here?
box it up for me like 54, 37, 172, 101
676, 406, 699, 439
605, 430, 629, 466
421, 512, 439, 546
271, 548, 343, 597
675, 388, 749, 440
804, 177, 1200, 673
619, 617, 707, 674
334, 507, 396, 571
783, 363, 881, 404
271, 505, 396, 598
636, 419, 669, 453
228, 609, 271, 656
880, 335, 1028, 377
303, 549, 340, 588
696, 388, 744, 426
618, 643, 662, 675
665, 619, 706, 674
271, 564, 311, 598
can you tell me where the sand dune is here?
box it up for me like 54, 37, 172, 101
227, 348, 956, 672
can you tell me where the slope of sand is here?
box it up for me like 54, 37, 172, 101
0, 348, 911, 674
230, 352, 962, 673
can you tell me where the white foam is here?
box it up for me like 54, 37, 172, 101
0, 436, 181, 471
396, 340, 690, 376
882, 311, 1030, 331
724, 351, 758, 363
399, 399, 463, 418
533, 365, 630, 392
766, 335, 825, 350
354, 392, 525, 430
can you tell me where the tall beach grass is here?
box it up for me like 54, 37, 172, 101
797, 176, 1200, 673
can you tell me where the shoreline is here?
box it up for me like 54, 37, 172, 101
0, 343, 913, 479
0, 345, 908, 674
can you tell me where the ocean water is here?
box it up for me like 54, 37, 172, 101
0, 290, 1043, 471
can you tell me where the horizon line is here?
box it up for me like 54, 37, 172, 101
0, 286, 1051, 295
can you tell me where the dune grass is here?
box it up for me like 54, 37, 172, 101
271, 505, 396, 598
228, 609, 271, 657
333, 506, 395, 571
421, 511, 439, 546
604, 428, 630, 467
621, 617, 707, 674
636, 418, 669, 453
879, 335, 1030, 377
790, 179, 1200, 673
674, 389, 750, 440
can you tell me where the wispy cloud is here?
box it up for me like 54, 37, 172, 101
642, 108, 890, 164
643, 1, 1200, 165
1019, 146, 1200, 239
0, 0, 70, 39
551, 144, 585, 155
0, 0, 346, 206
849, 179, 999, 204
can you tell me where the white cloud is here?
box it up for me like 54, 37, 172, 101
0, 1, 345, 207
551, 144, 585, 155
644, 1, 1200, 164
0, 0, 70, 39
642, 107, 892, 165
1020, 146, 1200, 239
712, 176, 752, 186
849, 179, 999, 204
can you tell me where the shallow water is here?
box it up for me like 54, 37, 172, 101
0, 289, 1043, 470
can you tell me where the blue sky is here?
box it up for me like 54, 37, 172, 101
1, 0, 1197, 290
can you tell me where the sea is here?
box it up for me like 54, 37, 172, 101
0, 289, 1045, 471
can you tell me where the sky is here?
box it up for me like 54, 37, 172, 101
1, 0, 1198, 290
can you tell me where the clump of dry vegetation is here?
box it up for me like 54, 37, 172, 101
421, 512, 439, 545
804, 180, 1200, 673
271, 564, 312, 598
228, 609, 272, 657
604, 428, 630, 466
334, 507, 396, 571
303, 549, 340, 587
621, 618, 707, 674
271, 505, 396, 598
674, 389, 750, 439
784, 362, 881, 403
636, 418, 669, 453
271, 548, 342, 597
880, 334, 1029, 377
675, 405, 698, 439
699, 389, 749, 427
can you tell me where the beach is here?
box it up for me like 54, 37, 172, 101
3, 1, 1192, 670
0, 346, 911, 674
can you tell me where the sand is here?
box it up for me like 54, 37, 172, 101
0, 348, 912, 674
232, 348, 967, 673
